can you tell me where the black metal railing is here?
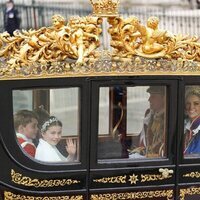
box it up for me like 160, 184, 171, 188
0, 2, 199, 36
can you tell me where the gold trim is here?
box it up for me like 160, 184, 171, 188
0, 58, 200, 81
141, 173, 172, 182
93, 174, 139, 185
91, 190, 173, 200
128, 174, 139, 185
183, 171, 200, 178
4, 191, 83, 200
11, 169, 80, 187
93, 175, 126, 184
93, 171, 173, 185
180, 187, 200, 200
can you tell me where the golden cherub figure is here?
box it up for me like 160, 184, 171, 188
107, 15, 200, 61
135, 16, 170, 58
0, 14, 102, 67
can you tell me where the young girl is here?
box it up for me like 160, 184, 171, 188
35, 116, 76, 162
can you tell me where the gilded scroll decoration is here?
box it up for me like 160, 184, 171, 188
0, 14, 102, 67
0, 57, 199, 80
180, 187, 200, 200
91, 190, 173, 200
93, 175, 126, 184
141, 174, 172, 182
183, 171, 200, 178
108, 15, 200, 61
4, 191, 83, 200
11, 169, 80, 187
92, 174, 138, 185
0, 15, 199, 74
0, 0, 199, 79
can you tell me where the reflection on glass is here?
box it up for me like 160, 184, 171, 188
13, 90, 32, 113
98, 86, 167, 160
184, 86, 200, 157
13, 88, 80, 163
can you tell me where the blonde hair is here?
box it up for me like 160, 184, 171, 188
185, 86, 200, 100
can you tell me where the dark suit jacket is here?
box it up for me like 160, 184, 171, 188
4, 7, 20, 35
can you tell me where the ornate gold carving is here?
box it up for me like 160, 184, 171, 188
141, 173, 172, 182
4, 191, 83, 200
93, 175, 126, 184
180, 187, 200, 200
183, 171, 200, 178
11, 169, 80, 187
159, 168, 174, 179
92, 171, 171, 185
91, 190, 173, 200
0, 2, 199, 80
108, 15, 200, 61
0, 14, 102, 66
128, 174, 139, 184
0, 56, 199, 80
90, 0, 120, 17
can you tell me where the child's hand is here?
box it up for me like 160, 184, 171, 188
66, 139, 76, 156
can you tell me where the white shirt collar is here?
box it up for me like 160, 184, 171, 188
185, 120, 200, 136
16, 132, 33, 142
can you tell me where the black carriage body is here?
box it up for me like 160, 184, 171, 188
0, 74, 199, 200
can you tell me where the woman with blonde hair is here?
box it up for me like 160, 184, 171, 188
184, 86, 200, 155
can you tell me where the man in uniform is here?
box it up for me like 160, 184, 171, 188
130, 86, 166, 158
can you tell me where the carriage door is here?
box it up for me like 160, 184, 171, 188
178, 77, 200, 200
89, 77, 178, 200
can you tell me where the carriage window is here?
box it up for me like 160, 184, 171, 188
98, 86, 167, 160
184, 85, 200, 158
13, 88, 80, 163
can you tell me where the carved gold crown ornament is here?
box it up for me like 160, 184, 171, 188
90, 0, 120, 17
0, 0, 200, 79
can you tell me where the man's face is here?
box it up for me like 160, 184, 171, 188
148, 93, 164, 112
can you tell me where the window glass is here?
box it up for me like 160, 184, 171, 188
184, 85, 200, 158
13, 90, 32, 113
98, 87, 109, 135
98, 86, 167, 160
13, 88, 80, 163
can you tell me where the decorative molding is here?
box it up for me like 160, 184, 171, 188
141, 174, 172, 182
93, 174, 139, 185
128, 174, 139, 185
0, 57, 199, 81
93, 170, 173, 185
180, 187, 200, 200
91, 190, 173, 200
11, 169, 80, 188
93, 175, 126, 184
183, 171, 200, 178
4, 191, 83, 200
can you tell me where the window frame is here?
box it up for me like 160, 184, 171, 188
90, 77, 178, 169
0, 77, 89, 172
